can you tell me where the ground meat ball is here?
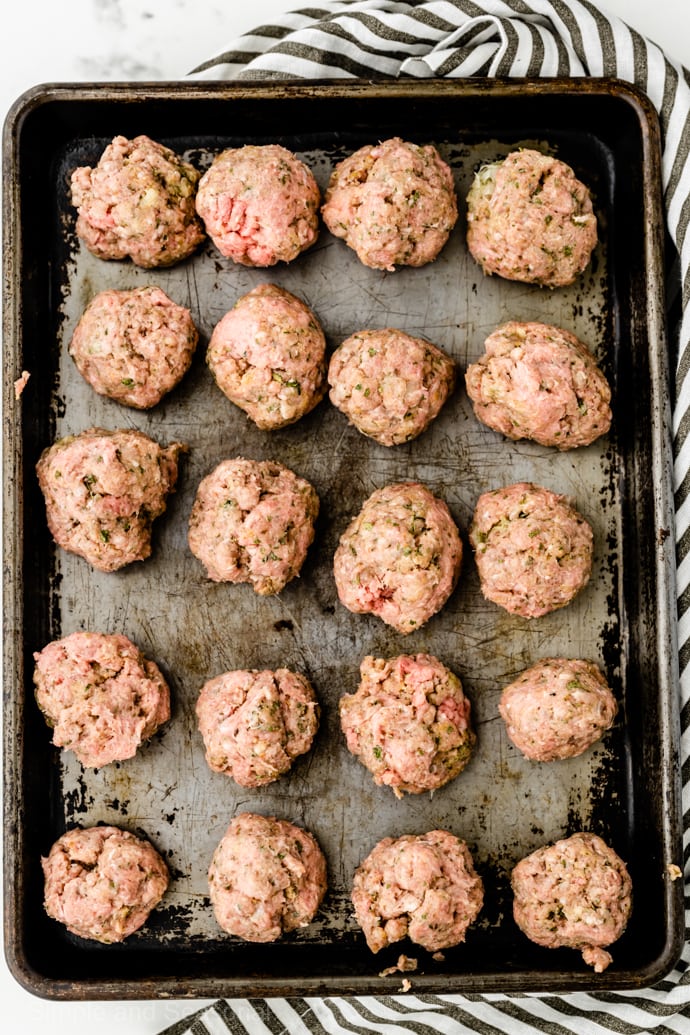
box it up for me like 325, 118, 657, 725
42, 826, 169, 943
511, 832, 632, 972
195, 144, 320, 266
465, 321, 611, 449
36, 427, 185, 573
333, 482, 462, 634
207, 284, 327, 429
321, 137, 458, 271
499, 657, 617, 762
328, 329, 456, 446
340, 654, 475, 797
466, 149, 597, 287
196, 668, 319, 787
208, 812, 327, 942
69, 286, 198, 409
469, 482, 593, 619
14, 370, 30, 399
352, 830, 483, 954
70, 135, 205, 268
33, 631, 170, 769
188, 457, 319, 594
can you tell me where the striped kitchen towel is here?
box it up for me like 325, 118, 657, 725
176, 2, 690, 1033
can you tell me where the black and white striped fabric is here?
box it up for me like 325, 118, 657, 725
176, 2, 690, 1032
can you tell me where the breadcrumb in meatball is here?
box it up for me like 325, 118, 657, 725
42, 825, 169, 943
465, 321, 611, 449
207, 284, 327, 429
333, 481, 462, 634
36, 427, 185, 572
322, 137, 458, 271
511, 832, 632, 972
188, 457, 319, 594
466, 149, 597, 287
195, 144, 320, 266
33, 631, 170, 768
69, 286, 198, 409
196, 668, 320, 787
208, 812, 327, 942
499, 657, 617, 761
328, 328, 456, 446
469, 482, 593, 618
352, 830, 483, 954
70, 134, 205, 268
340, 653, 475, 797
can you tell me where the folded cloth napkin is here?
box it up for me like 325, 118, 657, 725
174, 2, 690, 1033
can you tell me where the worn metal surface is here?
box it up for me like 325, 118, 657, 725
3, 80, 683, 998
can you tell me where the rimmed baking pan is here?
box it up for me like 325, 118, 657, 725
2, 78, 683, 999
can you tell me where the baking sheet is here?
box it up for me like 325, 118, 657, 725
2, 79, 683, 999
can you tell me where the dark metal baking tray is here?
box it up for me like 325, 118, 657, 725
3, 79, 683, 1000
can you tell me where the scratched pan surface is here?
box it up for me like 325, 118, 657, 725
2, 81, 683, 999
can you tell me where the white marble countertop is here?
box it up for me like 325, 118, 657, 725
2, 0, 690, 118
2, 1, 689, 1032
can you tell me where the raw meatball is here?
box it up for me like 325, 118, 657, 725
352, 830, 483, 953
196, 668, 319, 787
321, 137, 458, 271
14, 370, 30, 399
69, 286, 199, 409
36, 427, 185, 573
70, 134, 205, 268
42, 825, 169, 943
469, 482, 593, 618
499, 657, 617, 762
339, 653, 475, 797
195, 144, 320, 266
334, 482, 462, 634
328, 328, 456, 446
208, 812, 327, 942
466, 149, 597, 287
511, 832, 632, 972
188, 457, 319, 594
465, 321, 611, 449
33, 631, 170, 769
207, 284, 326, 429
